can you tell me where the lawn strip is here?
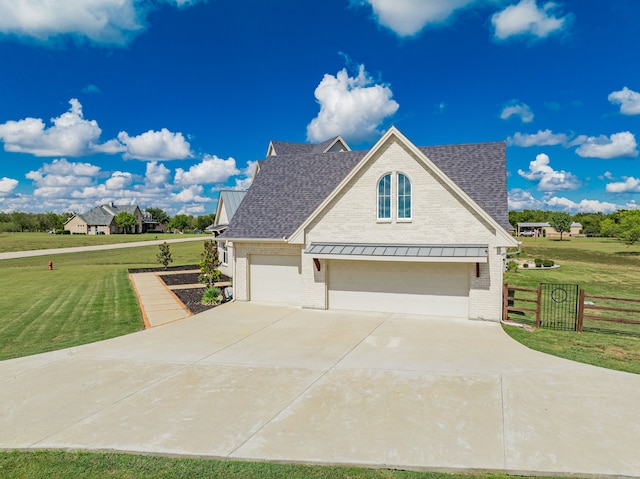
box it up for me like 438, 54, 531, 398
0, 450, 565, 479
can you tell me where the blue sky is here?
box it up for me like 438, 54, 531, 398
0, 0, 639, 216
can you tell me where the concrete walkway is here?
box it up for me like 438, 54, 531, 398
129, 273, 192, 328
1, 303, 639, 477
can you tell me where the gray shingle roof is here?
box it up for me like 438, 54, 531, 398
269, 136, 344, 156
418, 142, 511, 232
222, 140, 511, 240
76, 204, 140, 226
223, 151, 365, 239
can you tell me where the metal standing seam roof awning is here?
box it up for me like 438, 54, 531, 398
304, 243, 489, 263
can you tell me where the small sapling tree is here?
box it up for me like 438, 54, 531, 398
156, 241, 173, 270
199, 240, 222, 304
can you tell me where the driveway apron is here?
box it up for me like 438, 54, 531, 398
0, 302, 638, 477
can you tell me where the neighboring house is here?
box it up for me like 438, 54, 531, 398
207, 189, 247, 277
142, 212, 167, 233
516, 222, 583, 238
64, 203, 144, 235
220, 126, 518, 321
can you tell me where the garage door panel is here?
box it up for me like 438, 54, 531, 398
250, 255, 301, 305
328, 260, 468, 317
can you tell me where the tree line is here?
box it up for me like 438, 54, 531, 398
509, 209, 640, 245
0, 208, 217, 234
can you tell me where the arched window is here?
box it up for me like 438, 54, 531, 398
377, 173, 391, 220
397, 173, 411, 219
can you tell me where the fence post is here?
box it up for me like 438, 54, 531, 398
577, 289, 585, 333
502, 282, 508, 321
535, 284, 542, 329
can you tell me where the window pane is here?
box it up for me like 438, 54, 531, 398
378, 174, 391, 219
397, 174, 411, 219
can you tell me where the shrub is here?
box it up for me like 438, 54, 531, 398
201, 286, 221, 305
523, 263, 529, 268
506, 261, 518, 272
534, 258, 543, 268
543, 259, 554, 267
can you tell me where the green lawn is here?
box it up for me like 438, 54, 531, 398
0, 232, 202, 253
0, 241, 205, 360
503, 236, 640, 374
0, 450, 564, 479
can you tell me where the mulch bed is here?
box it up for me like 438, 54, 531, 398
128, 265, 231, 315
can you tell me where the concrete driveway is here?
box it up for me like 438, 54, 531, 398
1, 302, 639, 477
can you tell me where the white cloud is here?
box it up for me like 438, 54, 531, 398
508, 188, 621, 213
174, 155, 240, 186
0, 0, 205, 47
608, 87, 640, 115
118, 128, 192, 161
500, 102, 534, 123
145, 161, 171, 186
517, 153, 581, 191
492, 0, 569, 40
25, 158, 103, 199
105, 171, 133, 190
0, 99, 123, 157
508, 129, 569, 147
0, 177, 18, 196
606, 177, 640, 194
307, 64, 399, 144
508, 188, 543, 210
574, 131, 638, 159
545, 196, 619, 214
357, 0, 479, 37
172, 185, 211, 203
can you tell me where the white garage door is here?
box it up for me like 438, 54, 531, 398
328, 260, 469, 317
250, 255, 302, 305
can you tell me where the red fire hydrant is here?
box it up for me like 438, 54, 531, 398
48, 261, 53, 270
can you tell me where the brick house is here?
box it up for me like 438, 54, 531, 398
219, 127, 517, 321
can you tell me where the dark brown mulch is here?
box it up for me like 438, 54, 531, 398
128, 264, 199, 274
172, 287, 220, 315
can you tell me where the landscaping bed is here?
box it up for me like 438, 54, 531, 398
128, 266, 231, 315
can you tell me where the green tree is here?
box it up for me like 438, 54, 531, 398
168, 214, 193, 233
617, 210, 640, 246
198, 240, 221, 288
600, 218, 619, 238
549, 212, 573, 240
11, 212, 31, 232
156, 242, 173, 270
114, 211, 137, 234
195, 213, 216, 232
573, 212, 604, 237
146, 207, 170, 225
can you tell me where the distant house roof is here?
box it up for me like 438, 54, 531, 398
518, 222, 582, 228
208, 190, 247, 233
73, 204, 140, 226
267, 136, 350, 156
222, 138, 511, 241
219, 190, 246, 223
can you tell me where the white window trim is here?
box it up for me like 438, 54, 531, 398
220, 244, 228, 266
396, 172, 412, 222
